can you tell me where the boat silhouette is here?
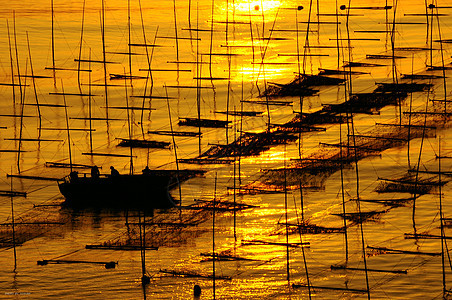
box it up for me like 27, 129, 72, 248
58, 171, 180, 209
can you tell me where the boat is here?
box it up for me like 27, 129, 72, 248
58, 168, 207, 209
58, 172, 176, 209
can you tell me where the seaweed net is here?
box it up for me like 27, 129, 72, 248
87, 199, 254, 249
198, 82, 428, 162
273, 221, 345, 235
260, 74, 345, 98
89, 208, 210, 249
248, 99, 451, 191
332, 209, 389, 225
375, 174, 447, 194
200, 131, 298, 158
0, 199, 67, 248
373, 82, 433, 93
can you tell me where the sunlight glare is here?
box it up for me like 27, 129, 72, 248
234, 0, 281, 14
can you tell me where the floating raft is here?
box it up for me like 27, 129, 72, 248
37, 259, 117, 269
1, 221, 64, 225
366, 54, 407, 59
74, 58, 118, 64
378, 176, 447, 186
45, 67, 91, 72
332, 210, 388, 223
25, 103, 69, 108
241, 100, 294, 106
41, 127, 96, 131
82, 152, 137, 158
177, 158, 235, 164
70, 117, 125, 121
271, 124, 326, 132
343, 61, 385, 67
106, 51, 145, 56
200, 250, 256, 262
401, 74, 445, 80
0, 190, 27, 197
292, 284, 367, 293
340, 5, 392, 10
330, 264, 407, 274
45, 162, 96, 169
262, 80, 319, 95
85, 244, 158, 251
355, 197, 417, 207
150, 169, 207, 183
367, 246, 440, 256
129, 43, 162, 47
129, 95, 175, 99
128, 221, 202, 227
394, 47, 431, 51
189, 199, 258, 211
117, 138, 170, 149
148, 130, 201, 137
375, 175, 444, 194
19, 74, 52, 79
109, 74, 147, 80
427, 66, 452, 71
0, 83, 29, 86
6, 174, 62, 181
227, 186, 285, 195
160, 269, 231, 280
260, 74, 345, 98
49, 92, 96, 97
241, 239, 309, 248
107, 106, 156, 111
178, 117, 231, 128
5, 138, 63, 142
374, 82, 432, 93
318, 68, 368, 75
215, 110, 263, 117
404, 233, 452, 240
0, 114, 35, 118
280, 222, 345, 234
200, 131, 298, 158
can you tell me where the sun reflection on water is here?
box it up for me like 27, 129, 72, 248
234, 0, 282, 13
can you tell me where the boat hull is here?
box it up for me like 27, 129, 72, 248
58, 174, 176, 209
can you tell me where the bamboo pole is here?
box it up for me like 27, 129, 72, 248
26, 32, 42, 132
10, 169, 17, 271
51, 0, 56, 87
6, 20, 16, 106
62, 81, 73, 172
165, 85, 182, 206
77, 0, 86, 88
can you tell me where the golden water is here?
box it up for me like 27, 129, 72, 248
0, 0, 452, 298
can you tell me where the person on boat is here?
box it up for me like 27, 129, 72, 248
142, 166, 151, 175
69, 171, 79, 181
110, 166, 120, 177
91, 165, 100, 179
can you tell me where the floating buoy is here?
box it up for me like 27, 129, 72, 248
193, 284, 201, 297
254, 5, 260, 11
105, 261, 116, 269
142, 274, 151, 285
37, 260, 48, 266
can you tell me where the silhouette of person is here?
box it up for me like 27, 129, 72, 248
69, 171, 78, 181
91, 165, 100, 179
142, 166, 151, 175
110, 166, 120, 177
